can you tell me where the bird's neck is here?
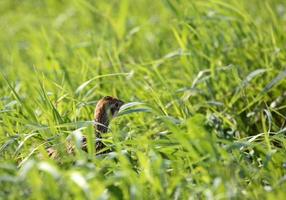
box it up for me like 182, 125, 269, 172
95, 112, 110, 138
94, 112, 111, 152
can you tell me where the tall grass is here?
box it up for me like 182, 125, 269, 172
0, 0, 286, 199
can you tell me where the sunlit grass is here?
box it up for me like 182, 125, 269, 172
0, 0, 286, 199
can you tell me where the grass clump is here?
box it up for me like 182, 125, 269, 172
0, 0, 286, 199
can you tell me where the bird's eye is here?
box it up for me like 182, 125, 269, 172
115, 102, 119, 108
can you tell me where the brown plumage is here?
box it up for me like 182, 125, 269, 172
83, 96, 124, 153
48, 96, 124, 157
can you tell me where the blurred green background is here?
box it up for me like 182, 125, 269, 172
0, 0, 286, 199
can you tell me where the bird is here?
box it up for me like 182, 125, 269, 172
82, 96, 124, 153
47, 96, 124, 157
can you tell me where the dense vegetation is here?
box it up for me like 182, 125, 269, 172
1, 0, 286, 199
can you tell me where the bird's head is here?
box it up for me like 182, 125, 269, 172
94, 96, 124, 132
102, 96, 125, 117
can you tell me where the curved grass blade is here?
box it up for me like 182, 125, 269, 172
261, 69, 286, 94
237, 69, 269, 92
75, 72, 131, 94
230, 69, 269, 105
119, 102, 145, 111
117, 108, 152, 116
